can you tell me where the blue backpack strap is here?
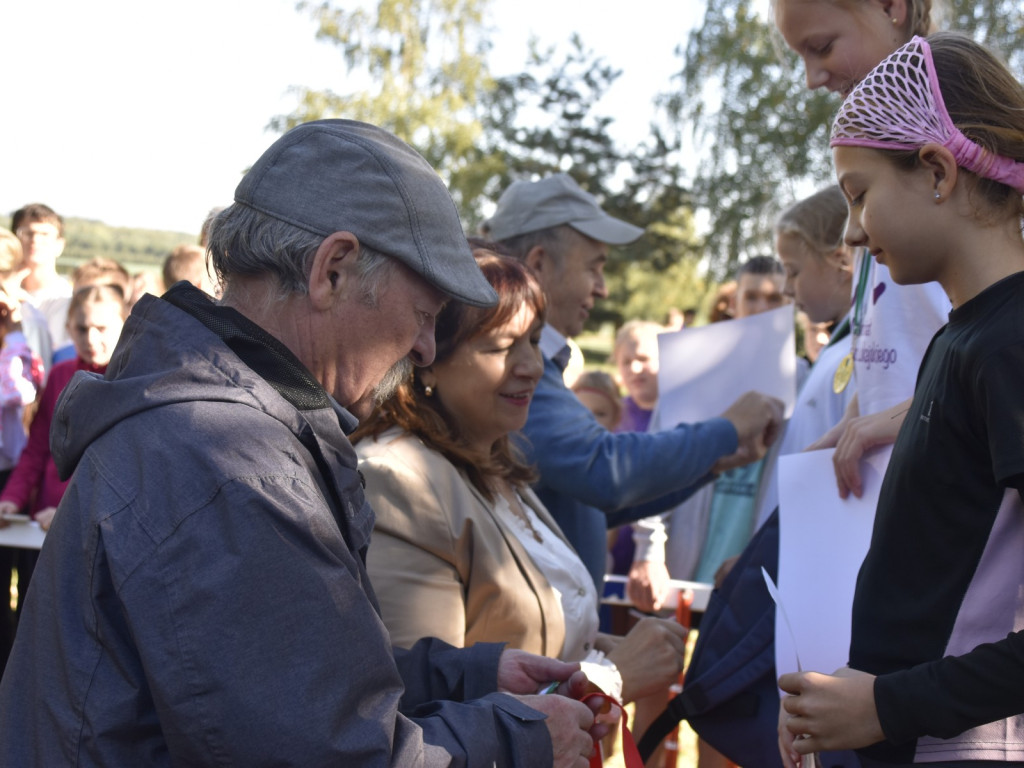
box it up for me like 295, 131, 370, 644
636, 508, 780, 764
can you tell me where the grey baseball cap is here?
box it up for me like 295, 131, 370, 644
485, 173, 644, 245
235, 119, 497, 307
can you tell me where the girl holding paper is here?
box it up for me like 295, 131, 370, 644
779, 33, 1024, 765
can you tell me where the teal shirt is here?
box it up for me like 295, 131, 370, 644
694, 458, 767, 583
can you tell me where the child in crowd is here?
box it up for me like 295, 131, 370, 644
45, 258, 132, 365
0, 232, 45, 482
754, 185, 856, 528
0, 230, 46, 671
612, 320, 662, 433
162, 243, 220, 297
0, 284, 126, 556
72, 256, 133, 296
11, 204, 71, 355
779, 33, 1024, 766
571, 370, 622, 431
603, 320, 663, 578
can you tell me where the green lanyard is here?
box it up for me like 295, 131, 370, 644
824, 315, 851, 350
851, 248, 872, 336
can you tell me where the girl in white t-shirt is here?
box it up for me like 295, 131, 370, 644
755, 185, 858, 527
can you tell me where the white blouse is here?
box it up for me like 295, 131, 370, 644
493, 491, 599, 660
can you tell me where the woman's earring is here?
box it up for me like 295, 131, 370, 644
934, 192, 942, 200
424, 385, 434, 397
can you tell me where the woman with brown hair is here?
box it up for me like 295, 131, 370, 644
354, 248, 687, 705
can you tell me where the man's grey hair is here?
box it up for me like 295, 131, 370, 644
494, 224, 572, 268
208, 203, 398, 301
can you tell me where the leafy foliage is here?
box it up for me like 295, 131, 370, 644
944, 0, 1024, 73
667, 0, 1024, 280
275, 11, 707, 327
270, 0, 496, 214
476, 36, 705, 326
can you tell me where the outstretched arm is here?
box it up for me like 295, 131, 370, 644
523, 362, 782, 513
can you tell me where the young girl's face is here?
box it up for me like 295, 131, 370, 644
776, 231, 851, 324
774, 0, 907, 95
574, 388, 620, 431
68, 301, 125, 368
833, 145, 943, 287
614, 331, 660, 410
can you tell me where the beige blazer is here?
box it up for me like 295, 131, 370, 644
357, 427, 571, 658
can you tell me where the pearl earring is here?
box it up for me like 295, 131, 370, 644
934, 192, 941, 200
424, 385, 434, 397
892, 16, 899, 24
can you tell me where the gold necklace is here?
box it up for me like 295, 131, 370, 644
499, 483, 544, 543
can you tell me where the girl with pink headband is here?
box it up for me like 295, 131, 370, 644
775, 0, 953, 503
779, 32, 1024, 767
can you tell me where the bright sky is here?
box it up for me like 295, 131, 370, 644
1, 0, 697, 235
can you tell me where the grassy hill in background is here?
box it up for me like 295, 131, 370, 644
58, 217, 198, 276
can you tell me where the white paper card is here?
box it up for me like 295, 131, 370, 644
0, 520, 46, 550
656, 305, 798, 426
774, 446, 891, 677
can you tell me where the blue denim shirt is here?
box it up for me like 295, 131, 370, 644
518, 350, 738, 591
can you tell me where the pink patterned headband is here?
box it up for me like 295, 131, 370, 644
831, 36, 1024, 194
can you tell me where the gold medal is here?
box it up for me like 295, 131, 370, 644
833, 353, 854, 394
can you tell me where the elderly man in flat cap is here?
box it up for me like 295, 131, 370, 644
0, 122, 603, 768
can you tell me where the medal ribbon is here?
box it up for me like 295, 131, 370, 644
851, 249, 872, 337
583, 692, 644, 768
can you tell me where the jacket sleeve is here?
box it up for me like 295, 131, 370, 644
361, 452, 469, 650
394, 637, 504, 706
873, 479, 1024, 745
521, 359, 737, 512
117, 474, 551, 768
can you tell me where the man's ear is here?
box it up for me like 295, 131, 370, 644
524, 244, 547, 274
308, 231, 360, 310
918, 143, 959, 201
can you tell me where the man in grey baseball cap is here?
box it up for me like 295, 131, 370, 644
485, 173, 644, 247
487, 173, 784, 598
0, 121, 603, 768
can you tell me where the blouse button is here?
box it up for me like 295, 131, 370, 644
583, 642, 590, 650
578, 588, 586, 596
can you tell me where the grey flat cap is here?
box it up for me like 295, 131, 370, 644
236, 119, 496, 307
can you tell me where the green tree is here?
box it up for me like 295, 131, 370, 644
270, 0, 496, 214
275, 7, 708, 328
667, 0, 1024, 280
662, 0, 835, 280
477, 36, 705, 327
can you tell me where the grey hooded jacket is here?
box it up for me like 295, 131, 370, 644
0, 284, 550, 767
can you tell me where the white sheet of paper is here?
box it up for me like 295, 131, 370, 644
0, 520, 45, 550
762, 566, 802, 674
774, 446, 891, 677
656, 305, 798, 425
